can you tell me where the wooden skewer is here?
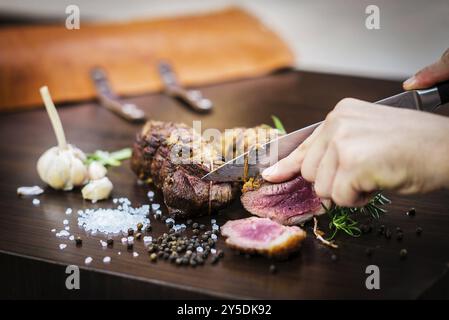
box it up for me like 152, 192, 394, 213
39, 86, 67, 150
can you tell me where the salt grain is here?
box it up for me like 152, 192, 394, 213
103, 256, 111, 263
17, 186, 44, 196
212, 224, 219, 231
63, 219, 69, 225
59, 244, 67, 250
118, 251, 121, 255
196, 247, 204, 253
65, 226, 70, 231
85, 257, 93, 264
151, 203, 160, 211
69, 235, 75, 241
147, 191, 155, 199
211, 234, 218, 241
143, 236, 152, 244
100, 240, 107, 247
56, 230, 70, 238
51, 229, 56, 233
127, 236, 134, 244
211, 219, 216, 224
133, 252, 139, 258
32, 198, 40, 206
211, 248, 217, 254
121, 237, 128, 244
65, 208, 72, 215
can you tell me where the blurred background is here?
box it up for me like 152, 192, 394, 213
1, 0, 448, 111
1, 0, 448, 79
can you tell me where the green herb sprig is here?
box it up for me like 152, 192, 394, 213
323, 193, 391, 240
86, 148, 132, 167
271, 115, 286, 134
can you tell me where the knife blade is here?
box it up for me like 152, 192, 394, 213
202, 81, 449, 182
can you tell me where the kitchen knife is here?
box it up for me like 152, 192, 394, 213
202, 80, 449, 182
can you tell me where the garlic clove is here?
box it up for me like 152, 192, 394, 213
88, 161, 107, 180
70, 156, 88, 188
81, 177, 113, 201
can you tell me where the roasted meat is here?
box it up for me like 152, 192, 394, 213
221, 217, 306, 257
131, 121, 279, 218
241, 176, 326, 225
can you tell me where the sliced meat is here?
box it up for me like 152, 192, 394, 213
241, 176, 326, 225
131, 121, 280, 218
221, 217, 306, 257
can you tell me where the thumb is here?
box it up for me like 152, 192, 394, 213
403, 48, 449, 90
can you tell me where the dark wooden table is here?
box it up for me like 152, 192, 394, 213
0, 71, 448, 299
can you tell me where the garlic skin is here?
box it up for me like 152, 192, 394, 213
81, 177, 113, 201
88, 161, 107, 180
37, 144, 88, 191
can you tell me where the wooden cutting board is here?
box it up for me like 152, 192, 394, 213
0, 7, 294, 111
0, 71, 448, 299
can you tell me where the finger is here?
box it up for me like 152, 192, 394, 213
331, 170, 365, 207
300, 132, 329, 182
313, 144, 338, 199
262, 124, 323, 183
403, 48, 449, 90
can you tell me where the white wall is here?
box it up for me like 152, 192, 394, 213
1, 0, 448, 80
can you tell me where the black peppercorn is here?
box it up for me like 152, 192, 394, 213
406, 208, 416, 216
127, 242, 133, 250
400, 249, 408, 259
128, 228, 134, 236
106, 238, 114, 247
416, 227, 423, 235
135, 232, 142, 240
75, 237, 82, 246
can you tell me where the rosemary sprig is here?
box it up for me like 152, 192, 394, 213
323, 193, 391, 240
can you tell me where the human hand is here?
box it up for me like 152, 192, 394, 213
403, 48, 449, 90
262, 98, 449, 207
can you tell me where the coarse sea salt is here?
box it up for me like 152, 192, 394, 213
143, 236, 152, 244
65, 208, 72, 215
56, 230, 70, 238
65, 226, 70, 231
17, 186, 44, 196
77, 200, 150, 235
59, 244, 67, 250
85, 257, 93, 264
100, 240, 107, 247
103, 256, 111, 263
51, 228, 56, 233
63, 219, 69, 225
32, 198, 40, 206
133, 252, 139, 258
69, 235, 75, 241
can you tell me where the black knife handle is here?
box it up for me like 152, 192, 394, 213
437, 80, 449, 105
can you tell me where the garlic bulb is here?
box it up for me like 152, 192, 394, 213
88, 161, 107, 180
37, 144, 88, 190
81, 177, 113, 201
36, 86, 88, 191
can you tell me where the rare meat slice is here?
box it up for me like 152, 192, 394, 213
241, 176, 326, 225
221, 217, 306, 257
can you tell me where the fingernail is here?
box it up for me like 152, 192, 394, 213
262, 164, 277, 177
403, 76, 416, 90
